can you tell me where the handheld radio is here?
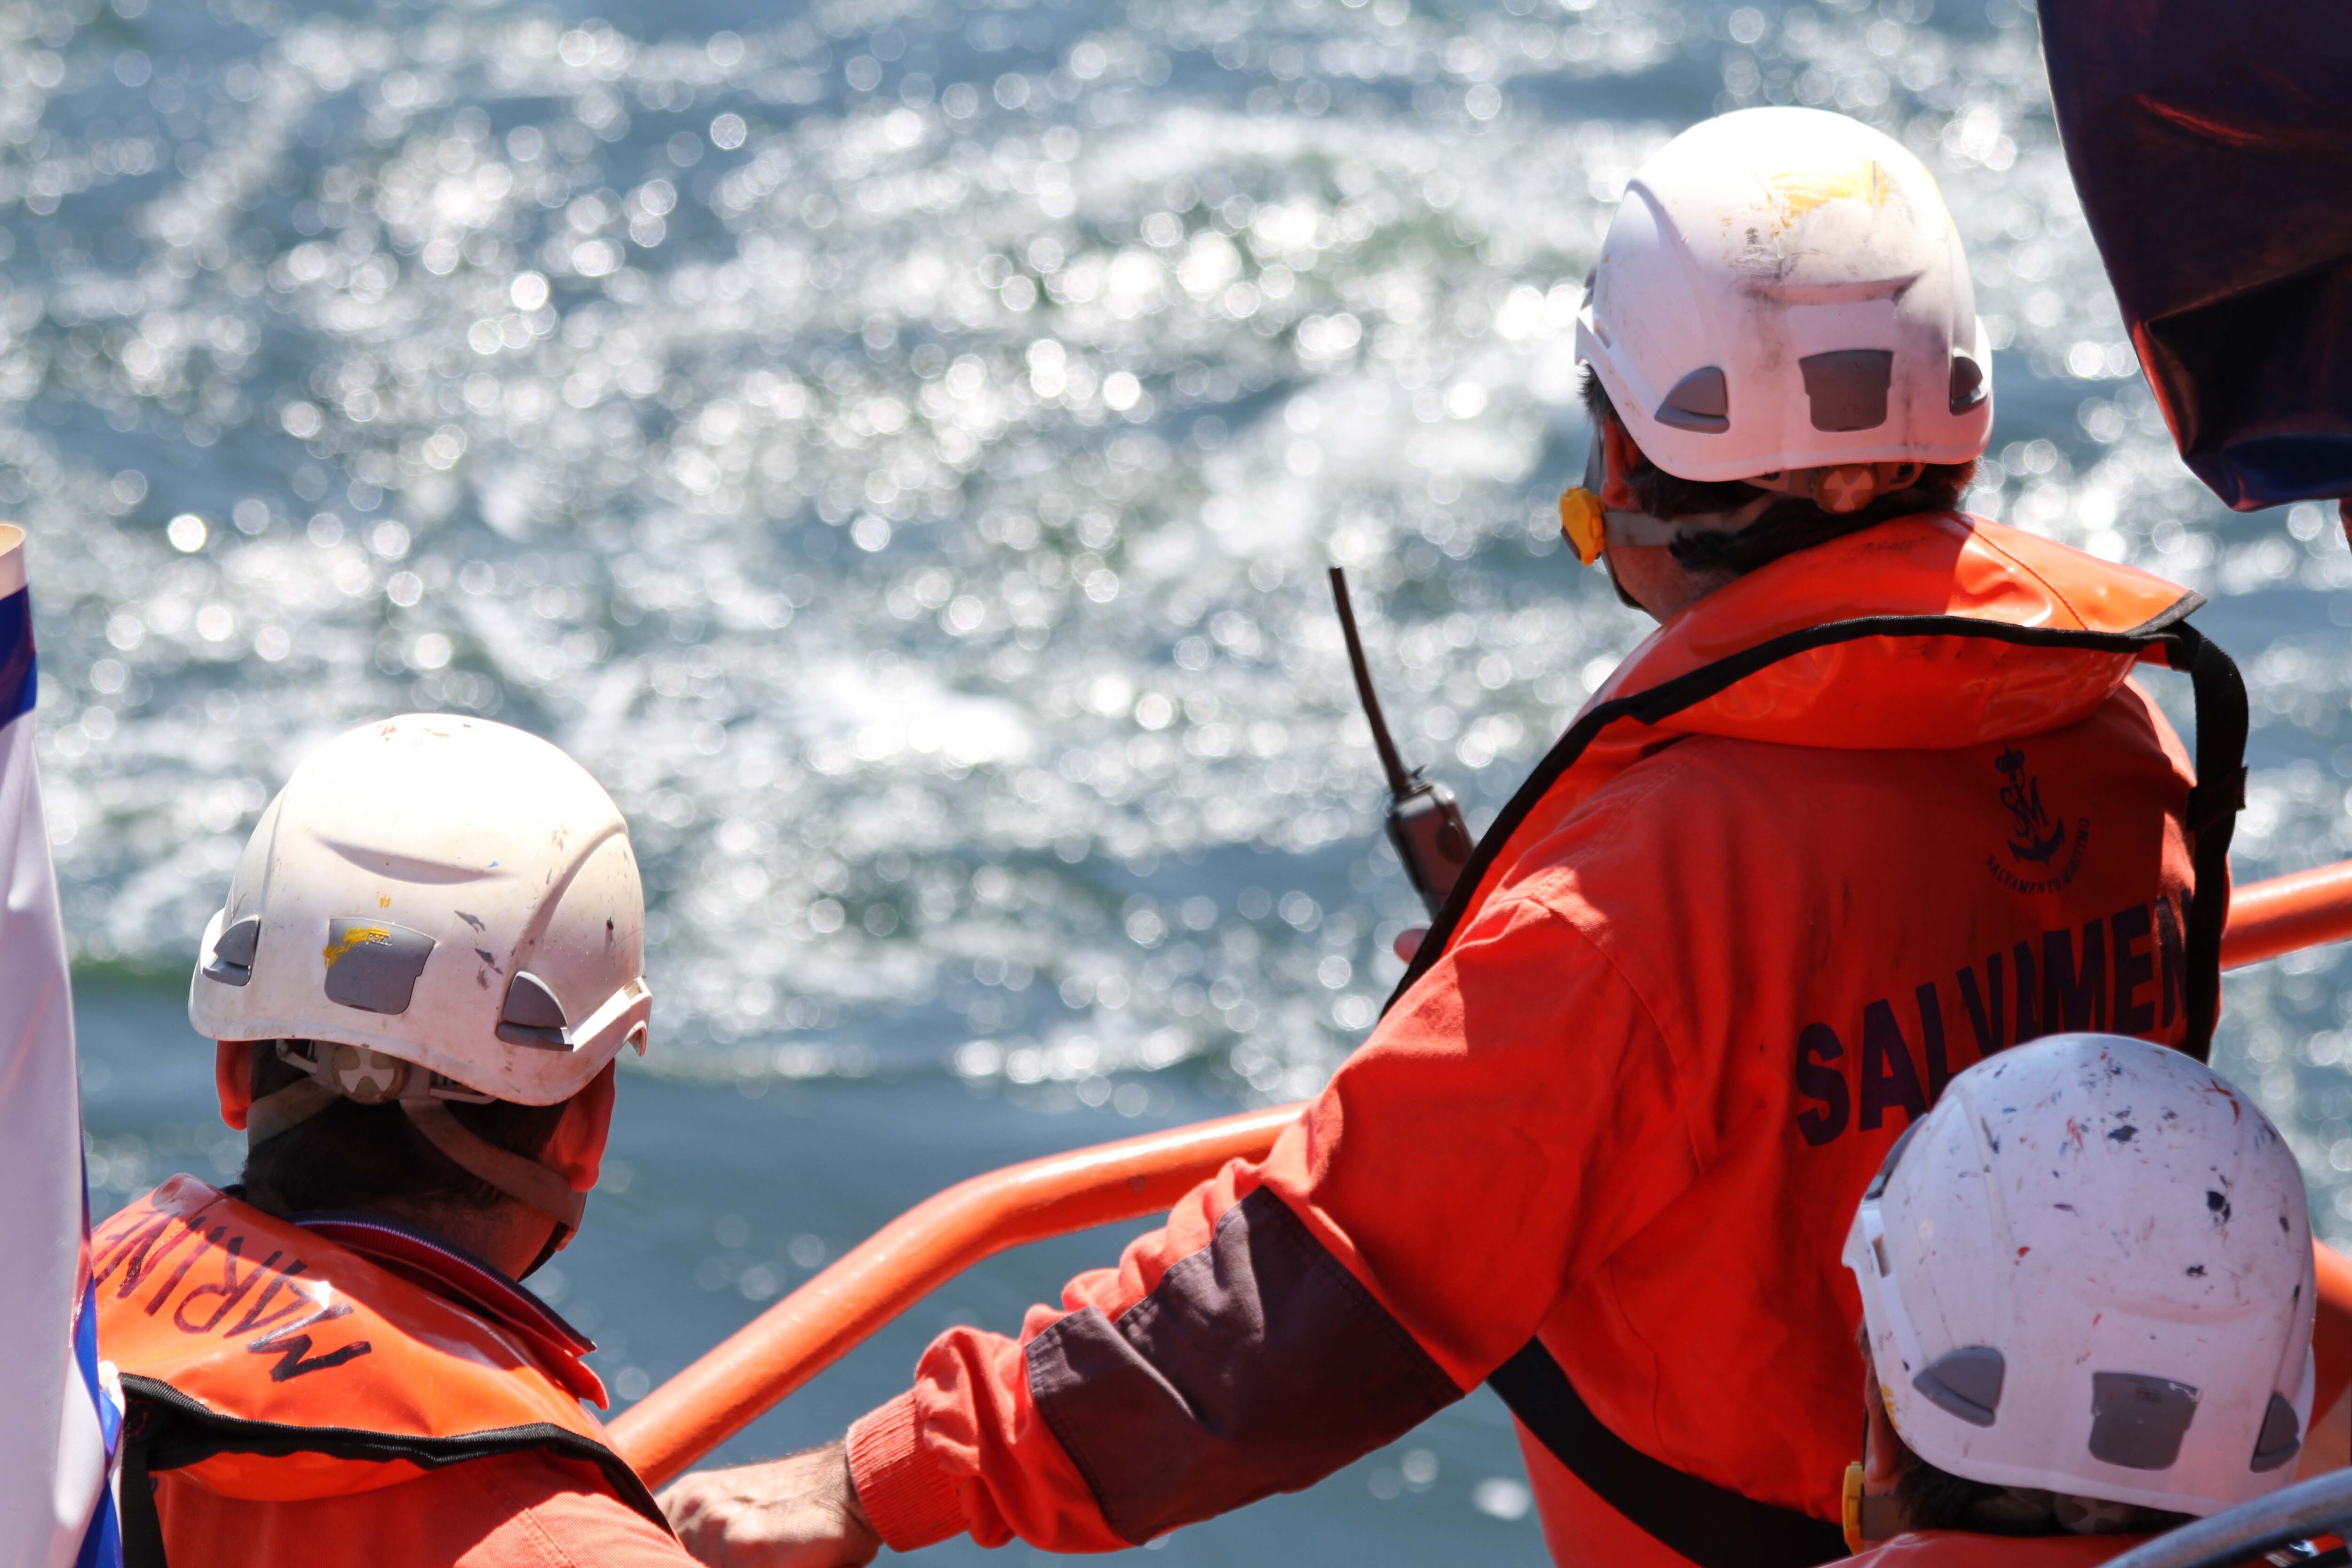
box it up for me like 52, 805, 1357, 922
1328, 567, 1474, 918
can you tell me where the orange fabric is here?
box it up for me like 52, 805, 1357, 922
100, 1180, 689, 1565
544, 1062, 617, 1192
1841, 1531, 2153, 1568
2316, 1240, 2352, 1420
153, 1449, 693, 1568
213, 1041, 254, 1130
95, 1179, 616, 1501
1454, 512, 2192, 928
847, 515, 2210, 1561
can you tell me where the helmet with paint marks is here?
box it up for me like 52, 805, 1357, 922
1844, 1033, 2315, 1517
191, 714, 650, 1107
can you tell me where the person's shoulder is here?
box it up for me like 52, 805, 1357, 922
437, 1450, 697, 1567
1848, 1529, 2158, 1568
1574, 729, 1819, 826
1505, 730, 1803, 887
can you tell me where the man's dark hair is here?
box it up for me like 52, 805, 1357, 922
1893, 1450, 2010, 1532
1580, 367, 1977, 576
1894, 1448, 2191, 1537
1856, 1326, 2189, 1539
241, 1043, 567, 1215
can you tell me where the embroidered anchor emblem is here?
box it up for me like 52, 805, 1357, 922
1996, 747, 2066, 865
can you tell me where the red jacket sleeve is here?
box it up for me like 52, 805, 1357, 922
847, 885, 1704, 1552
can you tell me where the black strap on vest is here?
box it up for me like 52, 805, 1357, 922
115, 1375, 673, 1553
118, 1415, 170, 1568
1487, 1342, 1846, 1568
1378, 608, 2247, 1568
2168, 621, 2247, 1062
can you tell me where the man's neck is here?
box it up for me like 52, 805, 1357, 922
361, 1195, 555, 1280
1604, 496, 1768, 620
247, 1186, 552, 1281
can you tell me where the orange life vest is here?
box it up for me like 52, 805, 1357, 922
1389, 512, 2247, 1568
1418, 511, 2231, 987
93, 1177, 663, 1528
833, 510, 2252, 1567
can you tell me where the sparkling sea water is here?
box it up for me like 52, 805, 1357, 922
29, 0, 2347, 1556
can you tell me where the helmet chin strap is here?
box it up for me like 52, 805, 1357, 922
1563, 432, 1916, 564
400, 1100, 587, 1231
518, 1220, 572, 1280
1601, 495, 1777, 549
244, 1075, 342, 1144
247, 1042, 588, 1235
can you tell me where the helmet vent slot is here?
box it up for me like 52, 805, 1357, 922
1799, 349, 1894, 432
321, 918, 437, 1016
2088, 1372, 2199, 1470
1949, 354, 1987, 414
499, 971, 572, 1049
1911, 1346, 2004, 1428
2248, 1393, 2301, 1472
203, 914, 262, 987
1654, 367, 1730, 433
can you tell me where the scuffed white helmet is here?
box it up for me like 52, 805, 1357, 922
191, 715, 651, 1107
1844, 1035, 2315, 1519
1577, 107, 1993, 482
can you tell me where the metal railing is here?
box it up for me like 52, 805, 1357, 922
609, 860, 2352, 1489
2099, 1467, 2352, 1568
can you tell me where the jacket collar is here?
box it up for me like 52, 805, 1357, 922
291, 1209, 607, 1406
1588, 514, 2200, 752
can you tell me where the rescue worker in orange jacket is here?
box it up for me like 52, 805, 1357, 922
1839, 1034, 2318, 1568
95, 716, 695, 1568
659, 109, 2260, 1568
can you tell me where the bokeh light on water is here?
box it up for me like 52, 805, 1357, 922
14, 0, 2347, 1251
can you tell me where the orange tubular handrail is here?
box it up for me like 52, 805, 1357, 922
610, 1102, 1304, 1488
2220, 858, 2352, 970
613, 859, 2352, 1490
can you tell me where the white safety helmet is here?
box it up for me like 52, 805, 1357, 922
1577, 107, 1993, 484
1844, 1035, 2315, 1519
191, 716, 650, 1227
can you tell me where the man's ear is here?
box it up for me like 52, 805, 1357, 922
1599, 414, 1645, 510
1862, 1358, 1907, 1487
544, 1060, 618, 1192
215, 1041, 256, 1130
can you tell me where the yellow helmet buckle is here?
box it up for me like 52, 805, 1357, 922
1558, 486, 1605, 566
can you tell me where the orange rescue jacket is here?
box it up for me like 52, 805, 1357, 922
94, 1178, 668, 1558
838, 515, 2244, 1568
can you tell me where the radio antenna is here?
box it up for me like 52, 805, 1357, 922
1327, 566, 1475, 919
1328, 567, 1414, 799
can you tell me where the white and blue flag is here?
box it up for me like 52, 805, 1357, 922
0, 525, 121, 1568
